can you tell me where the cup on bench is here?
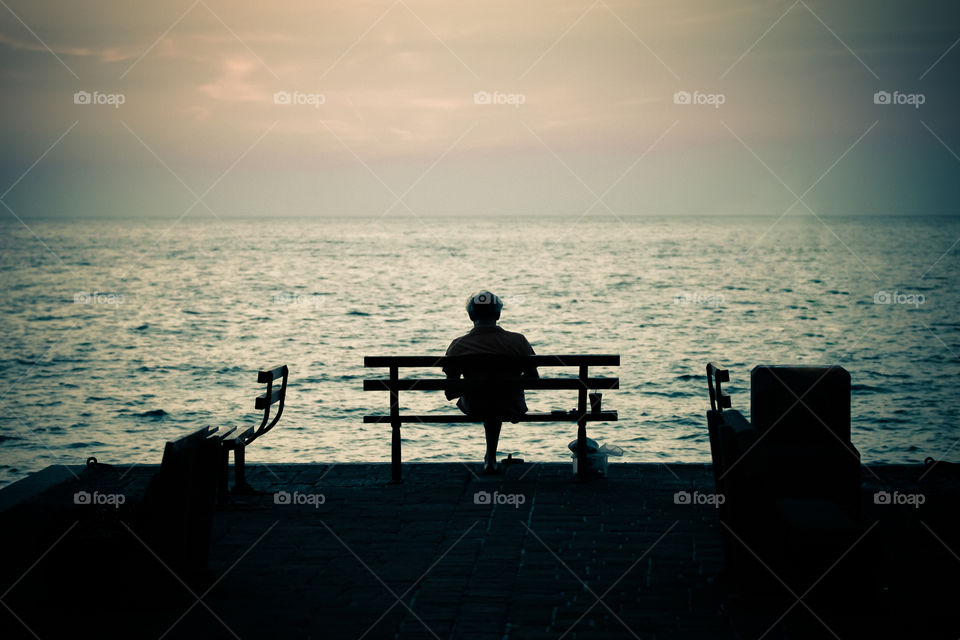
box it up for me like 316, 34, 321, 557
589, 393, 602, 413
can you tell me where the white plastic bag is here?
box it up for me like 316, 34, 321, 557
598, 443, 624, 457
569, 440, 624, 476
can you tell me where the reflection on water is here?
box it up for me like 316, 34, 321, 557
0, 215, 957, 487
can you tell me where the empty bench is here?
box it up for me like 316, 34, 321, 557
705, 362, 865, 592
218, 364, 288, 501
363, 354, 619, 481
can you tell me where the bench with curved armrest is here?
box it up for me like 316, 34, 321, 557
218, 364, 288, 500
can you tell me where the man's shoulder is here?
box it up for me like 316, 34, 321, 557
446, 333, 470, 355
499, 328, 534, 353
446, 325, 533, 356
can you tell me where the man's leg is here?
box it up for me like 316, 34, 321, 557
483, 420, 502, 470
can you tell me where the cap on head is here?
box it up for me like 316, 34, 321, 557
466, 290, 503, 321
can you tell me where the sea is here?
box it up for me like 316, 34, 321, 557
0, 215, 957, 488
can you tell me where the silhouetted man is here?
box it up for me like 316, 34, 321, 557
444, 291, 537, 474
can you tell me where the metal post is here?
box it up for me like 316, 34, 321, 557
577, 364, 588, 480
390, 366, 402, 483
232, 444, 254, 494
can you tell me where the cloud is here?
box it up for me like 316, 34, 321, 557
0, 31, 141, 63
1, 1, 958, 216
197, 56, 270, 102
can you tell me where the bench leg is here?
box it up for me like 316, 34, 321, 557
577, 365, 588, 481
218, 446, 230, 504
389, 365, 402, 483
391, 423, 402, 483
577, 419, 588, 481
232, 445, 255, 494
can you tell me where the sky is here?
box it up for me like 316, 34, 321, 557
1, 0, 959, 217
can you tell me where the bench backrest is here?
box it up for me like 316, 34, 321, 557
750, 365, 852, 446
706, 362, 731, 412
364, 355, 620, 424
364, 354, 619, 393
252, 364, 288, 440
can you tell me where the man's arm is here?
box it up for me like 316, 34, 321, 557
522, 338, 538, 379
443, 368, 461, 400
442, 344, 461, 400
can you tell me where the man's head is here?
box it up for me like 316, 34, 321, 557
466, 291, 503, 324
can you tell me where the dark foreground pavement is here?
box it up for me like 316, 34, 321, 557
0, 462, 957, 639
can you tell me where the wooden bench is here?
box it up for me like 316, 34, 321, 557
706, 361, 861, 509
363, 354, 619, 481
705, 362, 865, 591
218, 364, 288, 501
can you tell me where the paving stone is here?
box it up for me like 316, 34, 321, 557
2, 462, 957, 638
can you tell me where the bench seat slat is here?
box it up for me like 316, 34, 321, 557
222, 426, 255, 447
364, 354, 619, 367
363, 411, 618, 424
255, 387, 284, 410
166, 425, 219, 452
363, 377, 619, 391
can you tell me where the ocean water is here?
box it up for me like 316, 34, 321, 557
0, 215, 957, 487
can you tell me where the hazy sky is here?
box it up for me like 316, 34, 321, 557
1, 0, 959, 217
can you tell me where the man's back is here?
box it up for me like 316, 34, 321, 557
444, 325, 536, 417
446, 325, 534, 358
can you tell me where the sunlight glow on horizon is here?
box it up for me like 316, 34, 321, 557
1, 0, 958, 216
